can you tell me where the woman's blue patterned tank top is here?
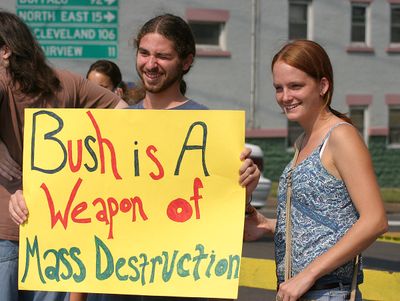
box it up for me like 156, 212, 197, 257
274, 123, 362, 285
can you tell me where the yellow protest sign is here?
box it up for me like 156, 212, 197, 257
20, 109, 245, 299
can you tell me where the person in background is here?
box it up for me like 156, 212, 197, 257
244, 40, 388, 301
0, 10, 127, 301
86, 59, 130, 102
66, 13, 260, 301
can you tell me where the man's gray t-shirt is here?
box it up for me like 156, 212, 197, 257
127, 99, 209, 110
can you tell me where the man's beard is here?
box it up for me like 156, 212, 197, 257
137, 64, 183, 94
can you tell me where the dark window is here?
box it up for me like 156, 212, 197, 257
389, 107, 400, 144
350, 106, 365, 136
189, 22, 222, 47
351, 5, 366, 43
289, 2, 308, 39
391, 5, 400, 43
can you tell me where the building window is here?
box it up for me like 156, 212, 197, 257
350, 106, 365, 133
389, 106, 400, 145
346, 95, 371, 141
351, 3, 369, 44
186, 8, 230, 57
289, 1, 311, 40
349, 106, 368, 142
347, 1, 374, 53
391, 5, 400, 44
287, 121, 303, 148
190, 22, 223, 48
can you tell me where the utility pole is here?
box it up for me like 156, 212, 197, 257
250, 0, 259, 129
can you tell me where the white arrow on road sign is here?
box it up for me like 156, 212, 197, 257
103, 11, 115, 23
104, 0, 117, 5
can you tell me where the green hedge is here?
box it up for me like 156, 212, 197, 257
246, 136, 400, 188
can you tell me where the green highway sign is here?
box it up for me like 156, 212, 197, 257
41, 44, 118, 59
17, 1, 119, 59
31, 26, 117, 41
17, 0, 118, 7
17, 8, 118, 24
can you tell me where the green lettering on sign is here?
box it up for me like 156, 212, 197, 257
17, 9, 118, 24
31, 26, 118, 42
41, 44, 118, 59
17, 0, 118, 7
